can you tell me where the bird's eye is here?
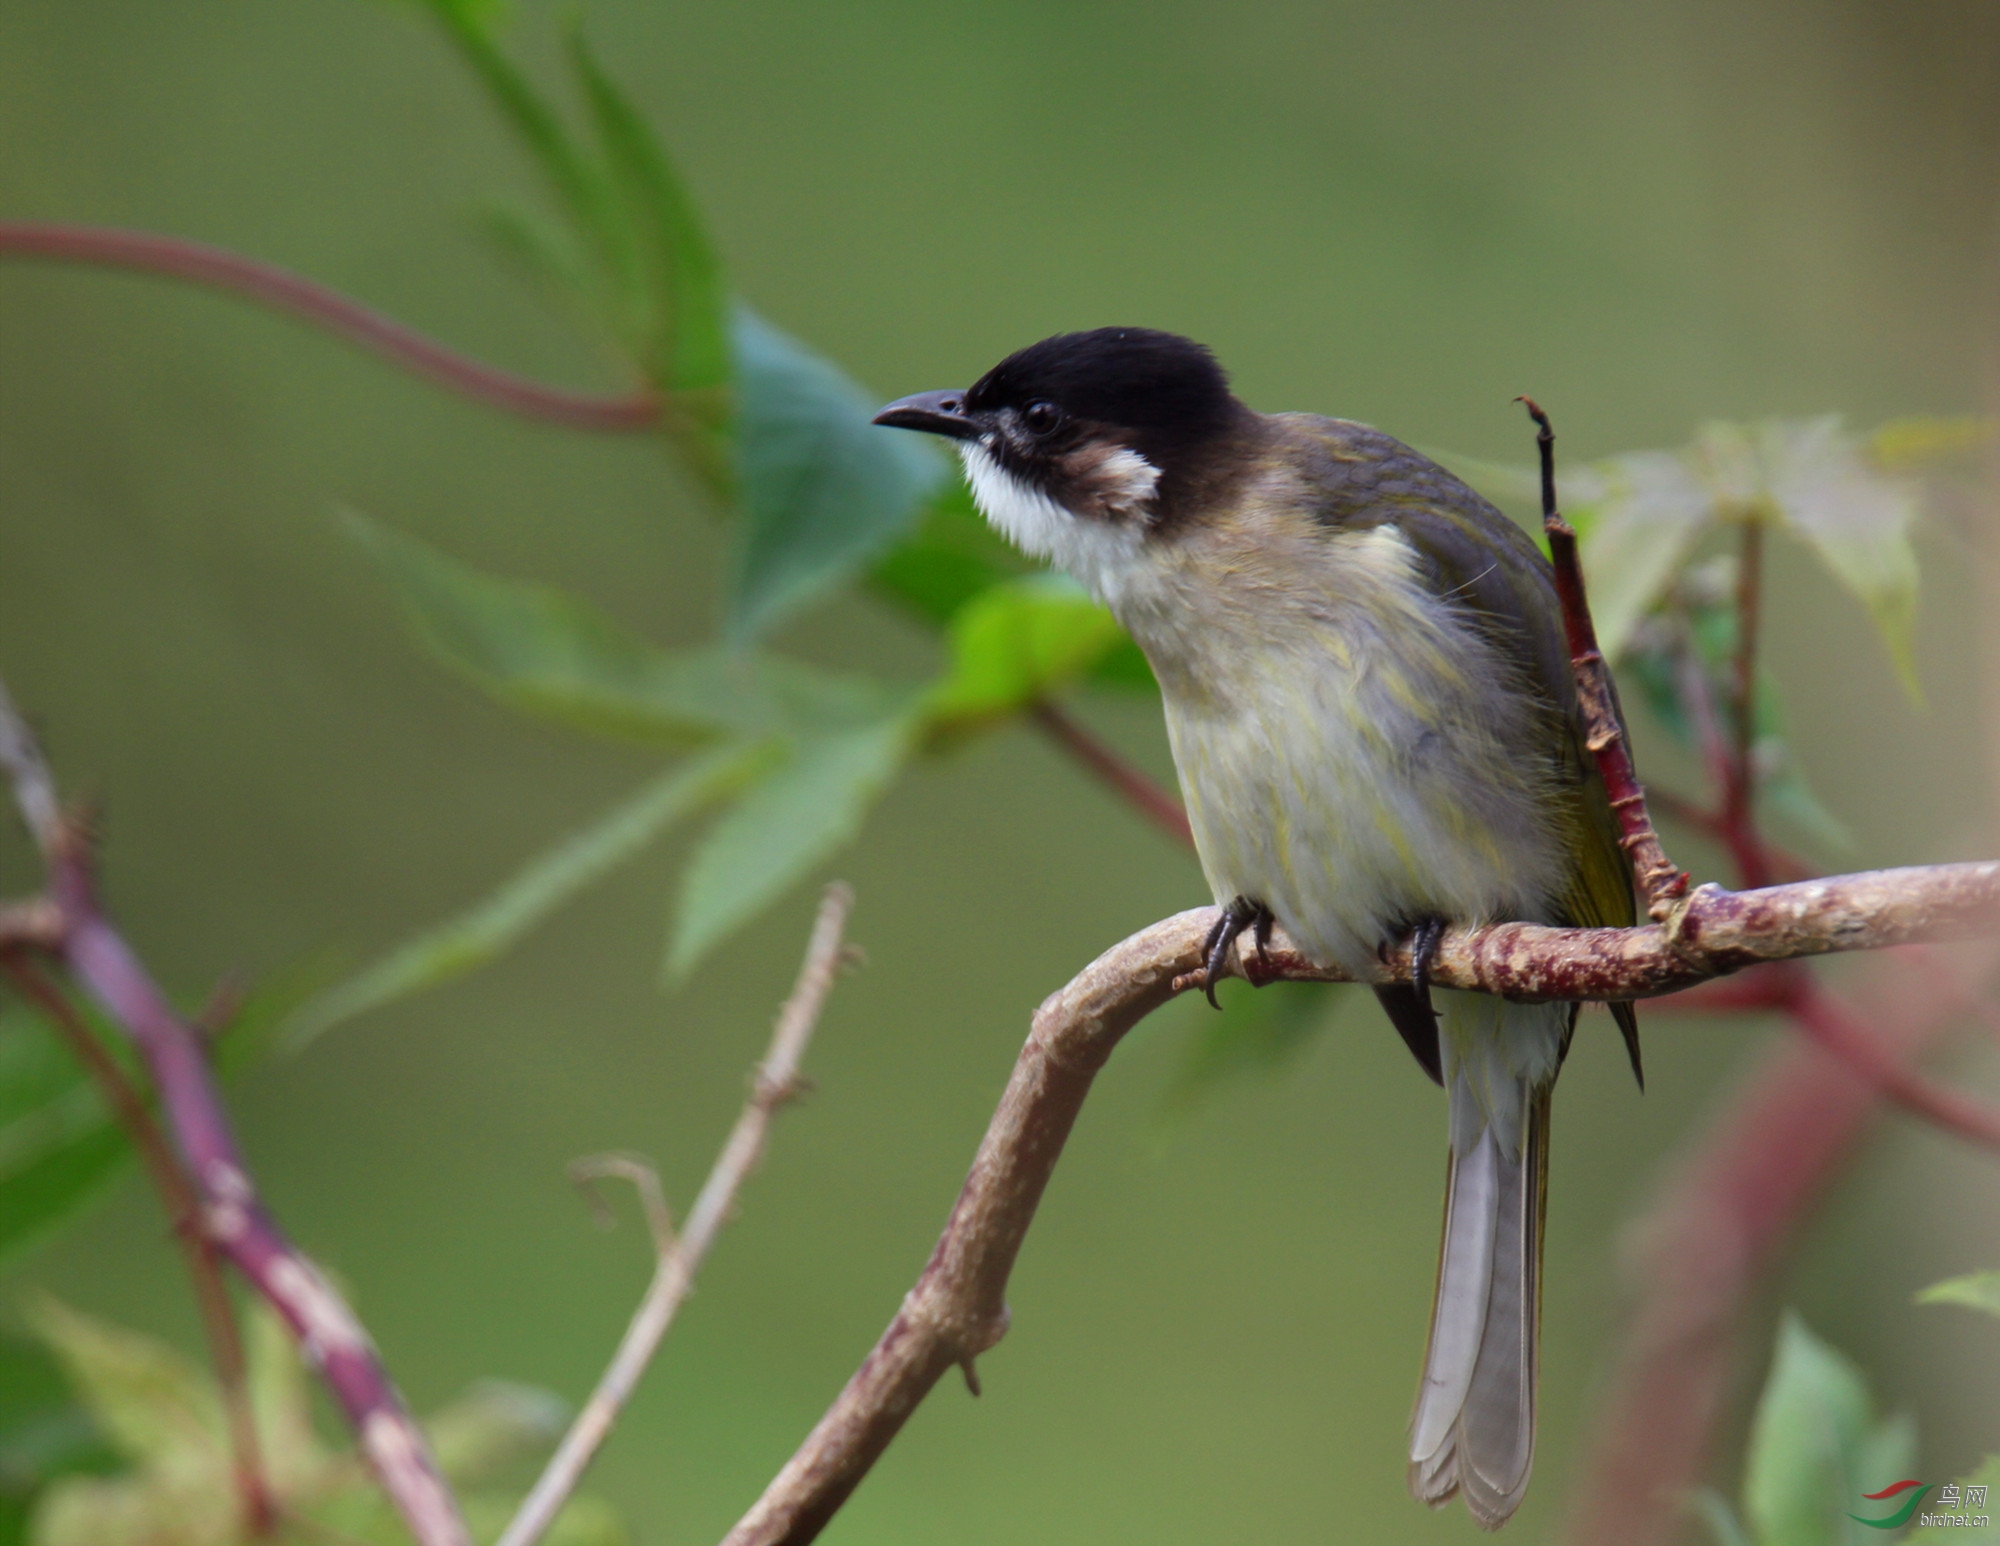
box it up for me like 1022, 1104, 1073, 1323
1022, 401, 1063, 436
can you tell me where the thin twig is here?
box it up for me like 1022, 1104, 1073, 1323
1520, 398, 1690, 917
0, 670, 471, 1546
0, 952, 276, 1536
495, 883, 855, 1546
0, 222, 661, 433
1030, 701, 1195, 850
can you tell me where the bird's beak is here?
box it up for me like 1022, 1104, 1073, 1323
873, 389, 982, 440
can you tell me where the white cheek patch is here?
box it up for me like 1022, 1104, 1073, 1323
959, 440, 1153, 609
959, 440, 1071, 562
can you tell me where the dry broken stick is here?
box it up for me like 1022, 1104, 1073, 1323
495, 883, 855, 1546
0, 671, 471, 1546
722, 863, 2000, 1546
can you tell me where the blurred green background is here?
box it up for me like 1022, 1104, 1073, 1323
3, 1, 1998, 1541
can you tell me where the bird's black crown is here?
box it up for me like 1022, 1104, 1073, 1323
963, 328, 1239, 445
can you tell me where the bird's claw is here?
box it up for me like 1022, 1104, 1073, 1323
1200, 896, 1274, 1009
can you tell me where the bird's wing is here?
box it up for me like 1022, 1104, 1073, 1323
1284, 417, 1638, 938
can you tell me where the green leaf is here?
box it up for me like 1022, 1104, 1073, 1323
1915, 1270, 2000, 1319
422, 0, 644, 343
23, 1299, 224, 1479
0, 1333, 115, 1546
1743, 1312, 1916, 1546
475, 198, 604, 336
0, 1004, 129, 1266
1906, 1457, 2000, 1543
424, 1381, 568, 1486
923, 573, 1131, 734
283, 744, 773, 1051
867, 479, 1030, 628
668, 711, 917, 978
729, 306, 946, 641
352, 510, 888, 744
568, 32, 729, 407
1749, 417, 1923, 702
1566, 448, 1715, 661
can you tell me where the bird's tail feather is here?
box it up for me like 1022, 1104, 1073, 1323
1408, 999, 1555, 1530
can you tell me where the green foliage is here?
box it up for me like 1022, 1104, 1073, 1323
0, 1003, 128, 1266
283, 744, 774, 1051
1453, 417, 1930, 695
1914, 1271, 2000, 1319
0, 1334, 114, 1546
424, 0, 944, 635
924, 573, 1131, 735
1620, 556, 1854, 856
668, 712, 918, 978
20, 1297, 626, 1546
729, 306, 946, 640
1742, 1314, 1914, 1546
1699, 1313, 2000, 1546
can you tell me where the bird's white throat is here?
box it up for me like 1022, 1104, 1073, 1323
958, 440, 1157, 608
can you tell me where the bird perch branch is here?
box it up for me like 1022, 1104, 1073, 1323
722, 861, 2000, 1545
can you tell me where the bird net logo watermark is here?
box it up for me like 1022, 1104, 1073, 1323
1850, 1479, 1990, 1530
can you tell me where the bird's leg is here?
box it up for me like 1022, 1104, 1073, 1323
1200, 895, 1273, 1009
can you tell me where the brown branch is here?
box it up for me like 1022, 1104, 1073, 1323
0, 222, 662, 433
723, 865, 2000, 1545
1030, 701, 1195, 849
1521, 398, 1691, 917
496, 884, 854, 1546
0, 672, 471, 1546
0, 952, 276, 1537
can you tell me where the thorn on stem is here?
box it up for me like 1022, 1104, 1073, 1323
959, 1356, 982, 1398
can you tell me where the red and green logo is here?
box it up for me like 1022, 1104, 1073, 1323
1850, 1480, 1932, 1530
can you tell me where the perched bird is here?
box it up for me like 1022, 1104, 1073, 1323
876, 328, 1639, 1529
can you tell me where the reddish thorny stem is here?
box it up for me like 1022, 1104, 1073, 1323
0, 680, 470, 1546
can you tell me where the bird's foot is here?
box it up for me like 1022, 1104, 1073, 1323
1200, 896, 1274, 1009
1404, 914, 1446, 1003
